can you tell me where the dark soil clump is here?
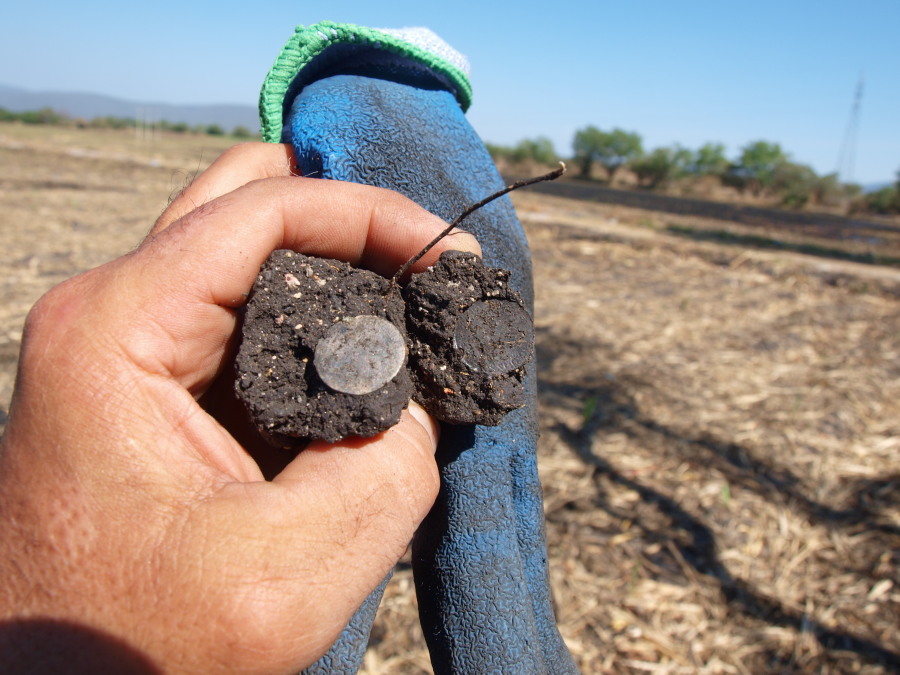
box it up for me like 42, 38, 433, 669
234, 250, 412, 445
235, 250, 534, 442
403, 250, 533, 425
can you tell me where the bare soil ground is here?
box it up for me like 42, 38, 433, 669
2, 125, 898, 674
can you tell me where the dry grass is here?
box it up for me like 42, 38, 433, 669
1, 125, 898, 674
0, 123, 235, 410
516, 191, 900, 674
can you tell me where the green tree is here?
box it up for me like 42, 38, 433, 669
573, 126, 602, 176
90, 115, 134, 129
861, 168, 900, 214
573, 126, 642, 180
512, 136, 558, 165
632, 145, 693, 188
19, 107, 66, 125
842, 182, 863, 200
864, 186, 899, 214
691, 142, 729, 176
812, 172, 846, 207
205, 124, 225, 136
771, 161, 818, 208
486, 137, 558, 166
734, 140, 788, 194
484, 142, 510, 160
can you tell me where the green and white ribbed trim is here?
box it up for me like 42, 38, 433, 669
259, 21, 473, 143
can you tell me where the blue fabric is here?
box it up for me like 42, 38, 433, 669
288, 74, 577, 674
301, 575, 389, 675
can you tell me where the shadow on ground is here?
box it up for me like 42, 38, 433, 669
664, 224, 900, 268
536, 328, 900, 672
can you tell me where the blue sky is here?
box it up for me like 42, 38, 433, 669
2, 1, 897, 184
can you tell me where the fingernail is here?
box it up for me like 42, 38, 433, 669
446, 229, 482, 256
407, 400, 439, 451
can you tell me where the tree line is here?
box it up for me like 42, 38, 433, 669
4, 109, 897, 215
488, 126, 900, 216
0, 106, 258, 139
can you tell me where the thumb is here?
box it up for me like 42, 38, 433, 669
186, 404, 440, 672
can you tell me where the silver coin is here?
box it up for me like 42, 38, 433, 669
314, 315, 406, 395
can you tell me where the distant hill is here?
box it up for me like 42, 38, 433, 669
863, 181, 893, 194
0, 83, 259, 132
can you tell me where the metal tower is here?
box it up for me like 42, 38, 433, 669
836, 77, 864, 183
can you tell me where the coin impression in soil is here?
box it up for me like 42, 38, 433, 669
454, 300, 533, 376
234, 249, 534, 444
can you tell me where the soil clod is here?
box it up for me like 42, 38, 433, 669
403, 250, 533, 425
234, 250, 412, 445
236, 248, 535, 440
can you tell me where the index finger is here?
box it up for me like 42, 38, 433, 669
140, 176, 482, 310
153, 142, 297, 233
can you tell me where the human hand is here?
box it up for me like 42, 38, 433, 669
0, 143, 480, 674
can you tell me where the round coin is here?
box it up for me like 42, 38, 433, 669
314, 315, 407, 395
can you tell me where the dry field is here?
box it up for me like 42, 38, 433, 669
1, 124, 898, 674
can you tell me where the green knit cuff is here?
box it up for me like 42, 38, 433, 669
259, 21, 473, 143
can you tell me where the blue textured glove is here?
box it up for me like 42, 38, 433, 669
262, 23, 577, 675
